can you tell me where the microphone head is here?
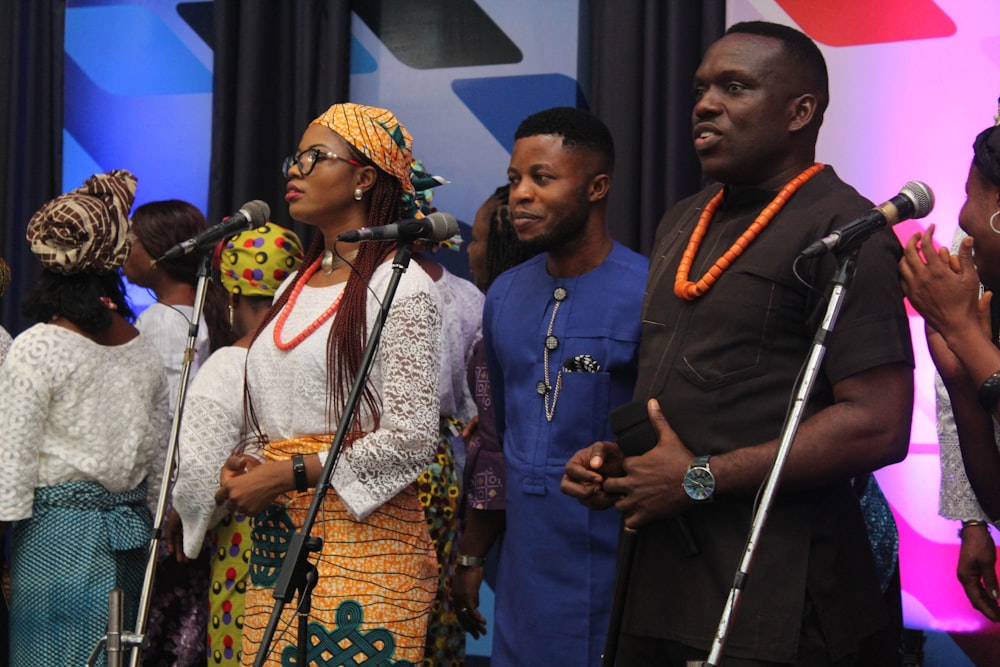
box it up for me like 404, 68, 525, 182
423, 211, 460, 241
900, 181, 934, 219
239, 199, 271, 226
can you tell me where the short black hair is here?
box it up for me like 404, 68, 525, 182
514, 106, 615, 173
726, 21, 829, 124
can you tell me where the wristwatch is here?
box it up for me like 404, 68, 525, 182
682, 455, 715, 502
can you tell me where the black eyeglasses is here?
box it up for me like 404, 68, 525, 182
281, 148, 363, 178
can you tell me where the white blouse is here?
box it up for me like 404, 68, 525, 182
172, 345, 249, 558
0, 324, 170, 520
246, 261, 442, 519
136, 301, 211, 411
433, 267, 483, 422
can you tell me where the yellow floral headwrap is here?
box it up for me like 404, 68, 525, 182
26, 169, 136, 275
310, 103, 416, 196
217, 223, 304, 297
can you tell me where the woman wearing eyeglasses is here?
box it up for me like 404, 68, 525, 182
215, 103, 441, 666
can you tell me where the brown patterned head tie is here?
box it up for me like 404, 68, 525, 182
310, 103, 416, 195
26, 169, 137, 274
0, 256, 10, 297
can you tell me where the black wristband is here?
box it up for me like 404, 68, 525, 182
291, 454, 308, 492
978, 370, 1000, 411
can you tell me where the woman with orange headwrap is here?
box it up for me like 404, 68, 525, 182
215, 104, 441, 665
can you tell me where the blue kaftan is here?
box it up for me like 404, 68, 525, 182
483, 242, 647, 666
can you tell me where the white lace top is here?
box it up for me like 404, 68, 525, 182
246, 261, 442, 520
937, 371, 1000, 522
136, 301, 211, 411
433, 267, 483, 422
0, 326, 11, 365
0, 324, 170, 520
172, 345, 248, 558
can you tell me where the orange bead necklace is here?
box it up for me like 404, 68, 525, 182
273, 258, 345, 351
674, 162, 825, 301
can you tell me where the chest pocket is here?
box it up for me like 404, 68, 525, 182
677, 265, 788, 391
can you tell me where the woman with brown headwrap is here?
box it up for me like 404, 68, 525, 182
215, 103, 441, 665
901, 118, 1000, 621
0, 170, 170, 667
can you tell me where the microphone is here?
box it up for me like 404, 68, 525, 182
155, 200, 270, 262
336, 211, 459, 243
800, 181, 934, 258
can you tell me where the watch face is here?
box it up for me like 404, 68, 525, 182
683, 467, 715, 501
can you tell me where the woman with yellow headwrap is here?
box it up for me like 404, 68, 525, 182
170, 222, 304, 666
215, 104, 442, 665
0, 170, 171, 667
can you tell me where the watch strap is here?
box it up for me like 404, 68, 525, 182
690, 454, 711, 470
978, 370, 1000, 411
291, 453, 308, 492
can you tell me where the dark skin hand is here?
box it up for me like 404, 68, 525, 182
163, 508, 190, 563
958, 523, 1000, 622
450, 507, 504, 638
214, 454, 272, 515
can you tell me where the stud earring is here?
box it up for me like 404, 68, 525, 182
354, 187, 364, 201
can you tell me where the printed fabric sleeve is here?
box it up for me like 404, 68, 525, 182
331, 289, 442, 519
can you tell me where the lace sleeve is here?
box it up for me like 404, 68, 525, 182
0, 335, 51, 520
937, 372, 994, 522
331, 289, 442, 519
172, 347, 247, 557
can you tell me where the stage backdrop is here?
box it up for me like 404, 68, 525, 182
61, 0, 1000, 663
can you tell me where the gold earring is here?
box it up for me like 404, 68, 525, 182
354, 187, 364, 201
228, 304, 234, 327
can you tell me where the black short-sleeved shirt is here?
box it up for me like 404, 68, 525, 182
627, 166, 914, 663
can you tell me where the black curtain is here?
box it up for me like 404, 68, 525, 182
588, 0, 726, 255
0, 0, 64, 336
208, 0, 352, 243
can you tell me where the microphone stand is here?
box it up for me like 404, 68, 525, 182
704, 248, 858, 667
118, 250, 213, 667
253, 242, 416, 667
86, 589, 143, 667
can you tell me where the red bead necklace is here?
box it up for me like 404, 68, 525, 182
272, 258, 345, 351
674, 162, 825, 300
